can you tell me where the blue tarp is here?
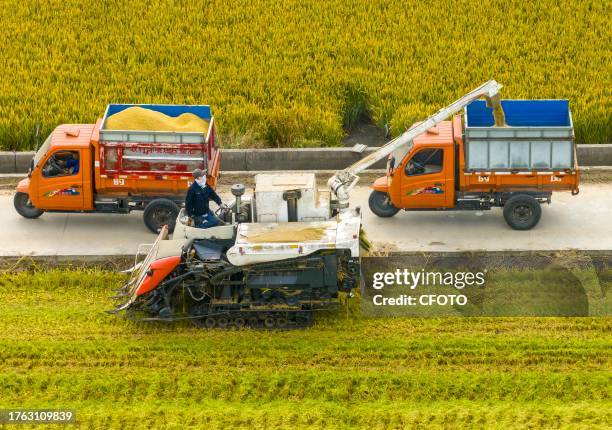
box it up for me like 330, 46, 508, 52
466, 100, 571, 127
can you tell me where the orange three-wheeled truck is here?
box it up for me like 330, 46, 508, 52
14, 104, 220, 233
367, 98, 579, 230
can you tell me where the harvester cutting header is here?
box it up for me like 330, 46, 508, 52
114, 80, 579, 328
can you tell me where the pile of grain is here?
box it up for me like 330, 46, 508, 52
489, 95, 507, 127
105, 106, 209, 132
245, 225, 328, 243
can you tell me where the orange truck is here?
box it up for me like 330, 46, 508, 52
368, 98, 579, 230
14, 104, 220, 233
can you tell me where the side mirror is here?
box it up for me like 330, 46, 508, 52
388, 156, 396, 177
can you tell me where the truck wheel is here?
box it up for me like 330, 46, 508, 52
503, 194, 542, 230
368, 190, 400, 217
143, 198, 179, 234
14, 192, 43, 219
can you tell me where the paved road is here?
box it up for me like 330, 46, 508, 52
1, 184, 611, 256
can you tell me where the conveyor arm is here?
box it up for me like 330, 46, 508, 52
328, 80, 503, 208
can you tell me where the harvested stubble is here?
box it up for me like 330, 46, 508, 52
0, 268, 610, 428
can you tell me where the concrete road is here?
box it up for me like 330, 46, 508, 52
1, 184, 611, 256
357, 185, 612, 252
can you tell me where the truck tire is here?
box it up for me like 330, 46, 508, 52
143, 198, 179, 234
368, 190, 400, 218
14, 192, 44, 219
503, 194, 542, 230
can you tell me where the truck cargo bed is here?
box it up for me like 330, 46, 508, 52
93, 104, 219, 195
464, 100, 575, 171
100, 104, 212, 144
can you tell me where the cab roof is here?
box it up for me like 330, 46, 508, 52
412, 120, 454, 146
50, 124, 96, 149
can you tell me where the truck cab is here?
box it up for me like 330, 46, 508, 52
16, 124, 95, 214
388, 121, 457, 210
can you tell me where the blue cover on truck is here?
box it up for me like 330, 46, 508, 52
466, 100, 571, 128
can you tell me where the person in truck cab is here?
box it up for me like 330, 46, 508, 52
43, 152, 79, 177
64, 154, 79, 174
185, 169, 227, 228
57, 153, 79, 175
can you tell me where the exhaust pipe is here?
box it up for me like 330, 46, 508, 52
231, 183, 246, 222
282, 190, 301, 222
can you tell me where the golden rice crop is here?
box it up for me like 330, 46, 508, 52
0, 0, 609, 150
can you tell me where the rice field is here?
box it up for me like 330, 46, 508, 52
0, 269, 610, 429
0, 0, 609, 150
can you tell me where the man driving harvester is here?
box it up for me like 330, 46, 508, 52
185, 169, 227, 228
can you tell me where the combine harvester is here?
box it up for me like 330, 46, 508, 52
113, 80, 579, 328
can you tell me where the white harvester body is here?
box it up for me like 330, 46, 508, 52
172, 172, 361, 267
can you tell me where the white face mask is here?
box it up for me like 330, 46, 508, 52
195, 177, 206, 186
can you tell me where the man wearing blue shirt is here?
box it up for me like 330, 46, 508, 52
66, 157, 79, 174
185, 169, 226, 228
51, 153, 79, 176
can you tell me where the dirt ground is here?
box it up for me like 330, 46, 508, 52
342, 120, 386, 147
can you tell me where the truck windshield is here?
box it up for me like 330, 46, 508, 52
392, 140, 413, 165
33, 134, 52, 167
